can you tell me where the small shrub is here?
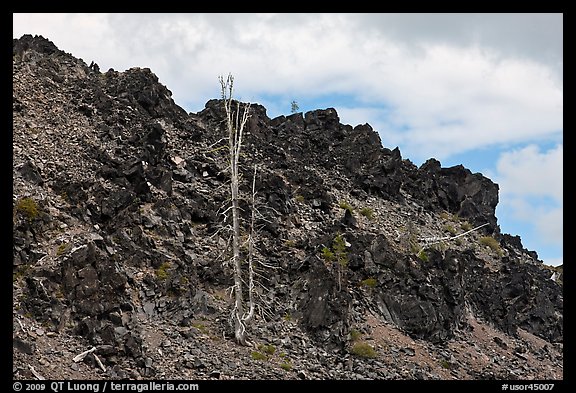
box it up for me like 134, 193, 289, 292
332, 233, 348, 268
155, 261, 171, 280
350, 342, 377, 358
295, 195, 305, 203
290, 100, 299, 113
54, 286, 65, 299
359, 207, 374, 220
251, 351, 267, 361
442, 224, 457, 236
432, 242, 447, 252
166, 285, 183, 297
56, 243, 69, 256
479, 236, 503, 256
440, 360, 451, 369
409, 241, 421, 255
439, 211, 451, 220
258, 344, 276, 355
192, 322, 209, 334
16, 197, 39, 222
321, 234, 349, 291
284, 239, 296, 248
461, 222, 472, 231
13, 264, 30, 283
360, 278, 377, 288
417, 249, 429, 262
321, 246, 335, 262
350, 329, 362, 342
280, 362, 293, 371
338, 200, 354, 214
60, 191, 69, 203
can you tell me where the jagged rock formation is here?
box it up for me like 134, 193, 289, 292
13, 35, 563, 380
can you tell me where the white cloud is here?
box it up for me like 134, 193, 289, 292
494, 144, 563, 246
13, 14, 117, 64
545, 257, 563, 267
354, 44, 563, 163
496, 144, 563, 202
537, 206, 564, 245
349, 13, 563, 84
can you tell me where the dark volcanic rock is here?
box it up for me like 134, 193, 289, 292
13, 338, 35, 354
17, 160, 44, 186
13, 34, 59, 58
467, 258, 563, 342
408, 159, 500, 231
299, 257, 352, 347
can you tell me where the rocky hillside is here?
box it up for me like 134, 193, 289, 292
13, 35, 563, 381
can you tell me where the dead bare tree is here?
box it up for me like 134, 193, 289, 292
219, 74, 253, 345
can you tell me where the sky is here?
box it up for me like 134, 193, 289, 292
13, 13, 563, 266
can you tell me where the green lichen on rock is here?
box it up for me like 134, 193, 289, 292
16, 197, 39, 222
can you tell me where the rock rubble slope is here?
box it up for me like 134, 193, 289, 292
13, 35, 563, 380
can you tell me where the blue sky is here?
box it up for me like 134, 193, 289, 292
13, 13, 563, 266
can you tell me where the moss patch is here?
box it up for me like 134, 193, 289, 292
360, 278, 377, 288
338, 200, 354, 214
155, 261, 171, 280
417, 249, 429, 262
442, 224, 457, 236
258, 344, 276, 355
350, 328, 362, 341
359, 207, 374, 220
350, 342, 377, 358
251, 351, 267, 361
56, 243, 69, 256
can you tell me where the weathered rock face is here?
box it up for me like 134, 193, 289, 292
13, 35, 562, 380
466, 257, 563, 342
412, 159, 500, 231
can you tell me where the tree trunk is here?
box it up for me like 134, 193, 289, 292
221, 73, 251, 346
229, 110, 246, 345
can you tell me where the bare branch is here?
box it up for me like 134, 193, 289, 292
73, 347, 97, 363
214, 234, 233, 264
256, 260, 282, 270
420, 222, 489, 247
204, 137, 229, 152
213, 181, 230, 193
218, 205, 234, 217
28, 365, 45, 380
94, 353, 106, 372
16, 317, 25, 332
260, 205, 282, 216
